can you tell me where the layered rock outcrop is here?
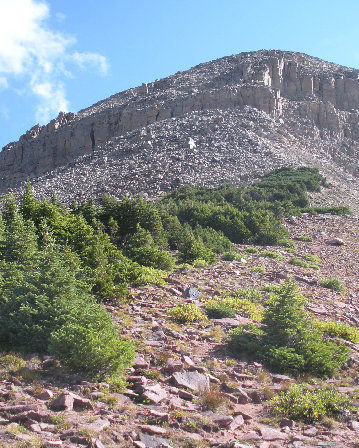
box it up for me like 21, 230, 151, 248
3, 50, 359, 210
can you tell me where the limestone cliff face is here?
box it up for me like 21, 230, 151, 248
3, 50, 359, 208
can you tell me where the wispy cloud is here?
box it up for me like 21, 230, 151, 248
0, 0, 109, 123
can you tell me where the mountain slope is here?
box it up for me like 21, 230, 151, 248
2, 50, 359, 211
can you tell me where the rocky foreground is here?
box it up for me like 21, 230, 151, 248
1, 213, 359, 448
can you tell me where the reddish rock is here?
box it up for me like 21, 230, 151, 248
133, 354, 149, 370
303, 426, 318, 437
71, 393, 94, 410
280, 417, 295, 428
1, 404, 38, 414
161, 359, 183, 374
178, 389, 195, 400
37, 389, 54, 400
236, 386, 252, 404
141, 384, 167, 404
139, 424, 168, 435
259, 426, 287, 441
50, 393, 74, 411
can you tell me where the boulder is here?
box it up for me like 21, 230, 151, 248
171, 371, 210, 392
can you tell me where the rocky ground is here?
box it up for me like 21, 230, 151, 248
1, 213, 359, 448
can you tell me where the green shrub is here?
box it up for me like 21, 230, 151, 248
289, 258, 310, 268
49, 303, 135, 378
230, 324, 263, 355
193, 225, 235, 254
316, 321, 359, 343
309, 264, 320, 270
308, 206, 352, 216
221, 252, 239, 261
303, 254, 322, 263
250, 266, 266, 274
216, 296, 263, 320
205, 301, 237, 319
0, 353, 25, 373
269, 383, 354, 422
178, 231, 216, 264
230, 281, 350, 377
232, 288, 262, 302
319, 277, 345, 292
244, 247, 259, 254
167, 304, 207, 323
296, 235, 313, 242
259, 250, 285, 260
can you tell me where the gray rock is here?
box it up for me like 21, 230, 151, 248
171, 370, 210, 391
139, 433, 173, 448
183, 287, 202, 299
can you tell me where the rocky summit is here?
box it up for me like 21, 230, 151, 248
3, 50, 359, 209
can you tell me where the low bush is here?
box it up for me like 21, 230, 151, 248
250, 266, 266, 274
221, 252, 239, 261
296, 235, 312, 242
316, 321, 359, 343
289, 258, 310, 268
320, 277, 345, 292
244, 247, 259, 254
232, 288, 263, 302
269, 383, 354, 422
230, 281, 350, 377
216, 296, 263, 320
259, 250, 285, 260
303, 254, 322, 263
205, 301, 237, 319
167, 304, 207, 323
49, 303, 135, 378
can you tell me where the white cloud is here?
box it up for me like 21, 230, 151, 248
55, 12, 66, 22
0, 0, 109, 123
0, 77, 8, 89
71, 52, 109, 75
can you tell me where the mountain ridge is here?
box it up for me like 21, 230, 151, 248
2, 49, 359, 212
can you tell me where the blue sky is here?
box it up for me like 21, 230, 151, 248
1, 0, 359, 149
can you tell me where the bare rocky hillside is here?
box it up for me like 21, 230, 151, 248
2, 214, 359, 448
3, 50, 359, 211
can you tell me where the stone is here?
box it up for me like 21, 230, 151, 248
83, 419, 110, 433
303, 426, 318, 436
141, 384, 168, 404
271, 374, 293, 383
259, 426, 287, 441
183, 287, 202, 299
328, 237, 345, 246
1, 405, 38, 414
37, 389, 54, 400
139, 433, 173, 448
349, 420, 359, 432
139, 425, 168, 435
50, 393, 74, 411
171, 371, 210, 391
133, 354, 149, 370
280, 417, 295, 428
236, 387, 252, 404
161, 359, 183, 374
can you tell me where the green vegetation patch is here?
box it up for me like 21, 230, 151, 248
259, 250, 285, 260
269, 383, 354, 422
167, 304, 207, 323
289, 257, 310, 268
230, 281, 350, 378
319, 277, 345, 292
316, 321, 359, 343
